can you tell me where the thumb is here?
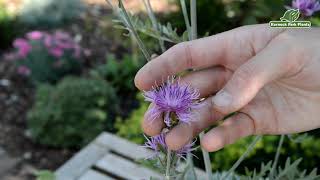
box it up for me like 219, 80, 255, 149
212, 43, 296, 114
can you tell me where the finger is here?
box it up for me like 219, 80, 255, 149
201, 113, 255, 152
135, 24, 283, 90
180, 67, 232, 98
212, 41, 300, 114
165, 98, 224, 150
142, 103, 165, 136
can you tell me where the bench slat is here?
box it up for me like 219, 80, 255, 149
78, 170, 115, 180
55, 142, 108, 180
95, 132, 152, 160
56, 132, 206, 180
95, 153, 162, 180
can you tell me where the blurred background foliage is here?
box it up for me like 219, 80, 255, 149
165, 0, 289, 36
19, 0, 85, 28
0, 0, 320, 177
90, 54, 144, 97
0, 1, 18, 50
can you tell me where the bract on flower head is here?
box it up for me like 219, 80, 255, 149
143, 133, 167, 158
144, 77, 201, 127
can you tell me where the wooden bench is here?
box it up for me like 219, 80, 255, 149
55, 132, 206, 180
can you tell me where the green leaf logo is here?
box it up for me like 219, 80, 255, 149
280, 9, 300, 22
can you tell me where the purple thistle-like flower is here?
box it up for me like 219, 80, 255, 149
291, 0, 320, 16
144, 78, 201, 127
143, 133, 195, 159
143, 133, 167, 152
176, 140, 196, 159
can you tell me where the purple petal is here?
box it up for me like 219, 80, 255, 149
143, 77, 202, 127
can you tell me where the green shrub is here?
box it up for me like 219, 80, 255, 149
115, 93, 147, 144
231, 134, 320, 174
19, 0, 85, 27
90, 54, 144, 95
35, 170, 55, 180
28, 77, 118, 148
90, 54, 144, 117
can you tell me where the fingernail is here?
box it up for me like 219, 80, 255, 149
212, 90, 233, 107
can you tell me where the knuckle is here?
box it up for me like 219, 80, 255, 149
274, 31, 304, 54
176, 42, 194, 69
273, 32, 308, 76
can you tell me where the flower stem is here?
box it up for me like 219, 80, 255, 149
142, 0, 166, 52
179, 0, 191, 40
269, 135, 285, 178
117, 0, 151, 61
190, 0, 197, 40
187, 153, 197, 178
199, 132, 213, 180
224, 135, 262, 179
189, 1, 213, 179
165, 149, 172, 180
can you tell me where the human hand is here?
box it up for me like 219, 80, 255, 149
135, 24, 320, 152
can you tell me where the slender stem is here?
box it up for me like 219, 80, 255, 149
165, 150, 172, 180
179, 0, 191, 40
269, 135, 285, 178
118, 0, 151, 61
190, 0, 197, 40
130, 34, 139, 65
142, 0, 166, 52
199, 132, 213, 180
105, 0, 114, 9
157, 156, 165, 168
224, 135, 262, 179
189, 1, 212, 179
187, 153, 197, 179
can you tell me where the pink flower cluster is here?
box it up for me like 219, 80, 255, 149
13, 38, 32, 58
11, 30, 90, 59
43, 31, 88, 58
7, 30, 90, 77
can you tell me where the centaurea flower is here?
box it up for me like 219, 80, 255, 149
143, 133, 195, 160
290, 0, 320, 16
144, 78, 201, 127
143, 133, 167, 158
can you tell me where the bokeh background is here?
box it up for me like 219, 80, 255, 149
0, 0, 320, 179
